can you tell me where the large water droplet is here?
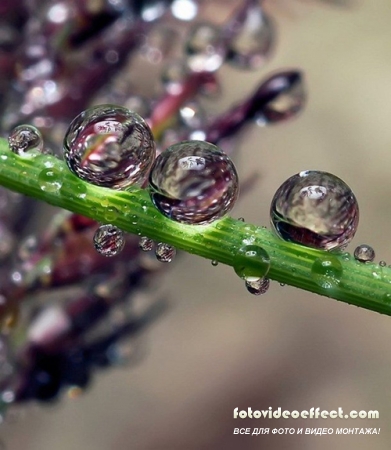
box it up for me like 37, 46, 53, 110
185, 23, 226, 72
38, 167, 63, 193
311, 255, 343, 289
255, 71, 306, 125
233, 245, 270, 281
63, 104, 156, 189
8, 124, 43, 155
270, 171, 359, 250
227, 7, 274, 70
155, 243, 176, 262
93, 224, 125, 257
245, 277, 270, 295
149, 140, 239, 224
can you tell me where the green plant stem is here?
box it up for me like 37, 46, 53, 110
0, 137, 390, 316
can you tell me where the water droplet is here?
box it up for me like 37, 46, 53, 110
149, 140, 239, 224
353, 244, 375, 263
341, 252, 351, 261
255, 71, 306, 125
155, 243, 176, 262
63, 104, 156, 189
270, 171, 359, 250
17, 236, 37, 261
185, 23, 226, 72
179, 101, 206, 130
211, 260, 218, 266
139, 236, 154, 252
380, 260, 387, 267
8, 124, 43, 155
104, 206, 119, 222
93, 224, 125, 257
280, 283, 285, 287
227, 7, 274, 70
245, 277, 270, 295
311, 255, 343, 289
238, 217, 245, 222
233, 245, 270, 281
73, 182, 87, 199
38, 167, 63, 193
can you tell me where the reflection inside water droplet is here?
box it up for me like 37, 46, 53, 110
311, 255, 343, 289
233, 245, 270, 282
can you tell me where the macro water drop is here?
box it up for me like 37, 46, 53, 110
233, 245, 270, 281
353, 244, 375, 263
93, 224, 125, 257
63, 104, 156, 189
8, 124, 44, 155
270, 171, 359, 250
149, 140, 239, 225
155, 243, 176, 263
139, 236, 154, 252
311, 255, 343, 289
245, 277, 270, 295
38, 167, 63, 193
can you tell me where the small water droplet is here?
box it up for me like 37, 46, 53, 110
354, 244, 375, 263
311, 255, 343, 289
38, 167, 63, 193
93, 224, 125, 257
245, 277, 270, 295
155, 243, 176, 262
380, 260, 387, 267
104, 206, 119, 222
341, 252, 351, 261
64, 105, 156, 189
233, 245, 270, 281
185, 23, 225, 72
238, 217, 245, 222
8, 124, 43, 155
73, 182, 87, 199
149, 140, 239, 224
211, 260, 218, 266
279, 283, 285, 287
271, 171, 359, 250
139, 236, 154, 252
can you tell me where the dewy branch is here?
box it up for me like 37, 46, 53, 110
0, 137, 390, 316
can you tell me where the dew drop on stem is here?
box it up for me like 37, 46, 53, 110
63, 104, 156, 189
353, 244, 375, 263
93, 224, 125, 257
270, 170, 359, 251
149, 140, 239, 225
8, 124, 44, 155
